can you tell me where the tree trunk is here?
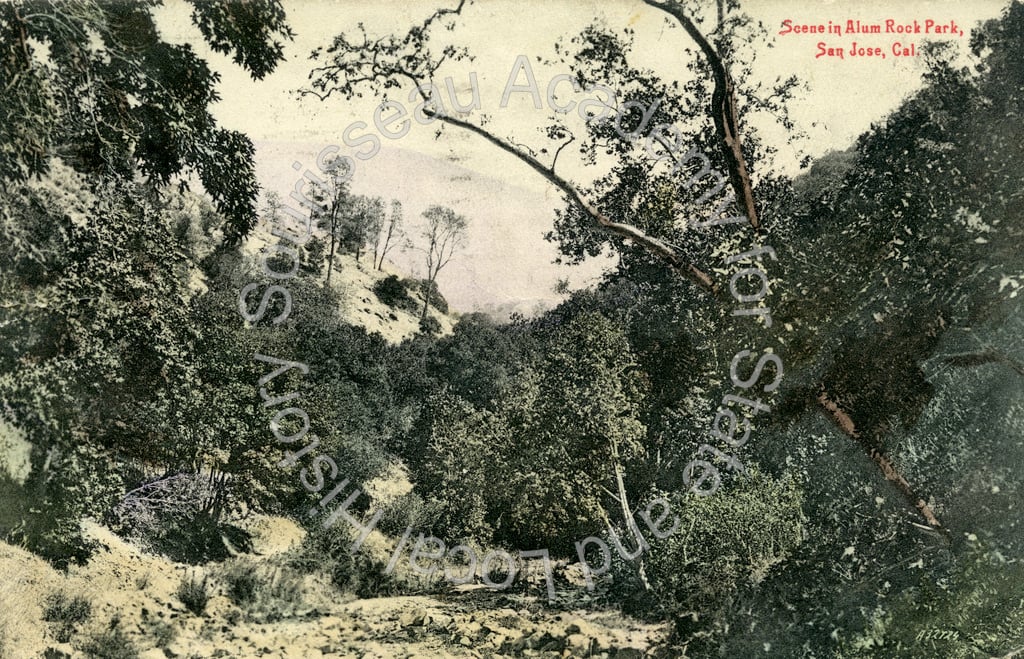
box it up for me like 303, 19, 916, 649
325, 232, 337, 284
609, 439, 652, 592
420, 277, 433, 322
817, 389, 944, 531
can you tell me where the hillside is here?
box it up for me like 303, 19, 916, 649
0, 517, 666, 658
240, 224, 458, 344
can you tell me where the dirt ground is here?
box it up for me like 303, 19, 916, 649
0, 517, 668, 658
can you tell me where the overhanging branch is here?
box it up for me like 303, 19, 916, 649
642, 0, 759, 231
424, 107, 719, 293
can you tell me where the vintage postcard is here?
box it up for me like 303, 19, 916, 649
1, 0, 1022, 657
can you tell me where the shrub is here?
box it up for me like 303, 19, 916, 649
218, 559, 307, 623
302, 236, 327, 275
485, 558, 514, 587
372, 275, 418, 313
840, 546, 1024, 657
144, 619, 177, 649
176, 574, 210, 615
43, 590, 92, 643
108, 473, 252, 564
288, 524, 399, 599
27, 443, 123, 568
80, 620, 139, 659
221, 560, 259, 605
375, 491, 438, 537
612, 470, 804, 622
411, 278, 449, 314
419, 315, 442, 336
225, 608, 242, 626
248, 567, 305, 622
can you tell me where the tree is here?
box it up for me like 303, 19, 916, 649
304, 0, 795, 292
415, 205, 467, 322
0, 164, 226, 560
0, 0, 293, 243
342, 194, 385, 265
310, 155, 354, 284
417, 390, 505, 543
511, 313, 651, 563
302, 0, 976, 544
372, 200, 406, 271
303, 236, 328, 276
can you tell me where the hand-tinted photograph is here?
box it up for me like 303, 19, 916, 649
1, 1, 1021, 657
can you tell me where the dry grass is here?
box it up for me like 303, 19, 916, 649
0, 541, 63, 655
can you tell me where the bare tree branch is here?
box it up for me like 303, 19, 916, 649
422, 105, 719, 293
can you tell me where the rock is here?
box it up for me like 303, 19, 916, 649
565, 618, 597, 636
565, 633, 593, 655
613, 647, 646, 659
399, 608, 429, 628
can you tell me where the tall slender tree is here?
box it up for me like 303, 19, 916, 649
416, 205, 467, 322
372, 200, 406, 271
310, 156, 354, 284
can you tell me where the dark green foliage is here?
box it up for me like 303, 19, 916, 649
410, 311, 650, 554
189, 0, 295, 80
303, 236, 328, 276
375, 491, 438, 537
615, 472, 804, 638
43, 591, 92, 643
425, 313, 530, 408
702, 5, 1024, 654
176, 574, 210, 616
840, 546, 1024, 657
418, 315, 443, 336
417, 391, 503, 544
25, 443, 124, 568
410, 279, 449, 314
341, 195, 385, 263
0, 0, 292, 240
373, 275, 418, 313
0, 168, 281, 563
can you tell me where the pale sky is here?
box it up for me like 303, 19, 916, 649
155, 0, 1007, 315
